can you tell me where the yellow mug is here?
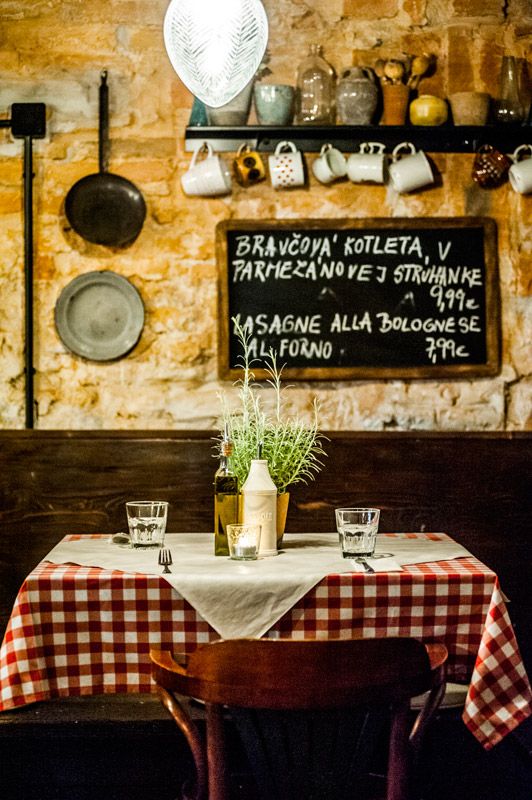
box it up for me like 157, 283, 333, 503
233, 144, 266, 187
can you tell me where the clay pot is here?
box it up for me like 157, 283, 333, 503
409, 94, 448, 126
336, 67, 378, 125
381, 83, 410, 125
449, 92, 490, 125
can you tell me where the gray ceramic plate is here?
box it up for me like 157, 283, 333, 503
55, 271, 144, 361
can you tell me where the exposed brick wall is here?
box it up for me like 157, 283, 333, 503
0, 0, 530, 431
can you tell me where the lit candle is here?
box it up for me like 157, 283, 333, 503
232, 534, 258, 560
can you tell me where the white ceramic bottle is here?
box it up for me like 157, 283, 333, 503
242, 456, 277, 557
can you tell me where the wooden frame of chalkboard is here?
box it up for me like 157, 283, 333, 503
216, 217, 500, 381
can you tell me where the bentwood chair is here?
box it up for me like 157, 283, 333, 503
151, 638, 448, 800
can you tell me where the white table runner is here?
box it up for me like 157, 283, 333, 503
43, 533, 473, 639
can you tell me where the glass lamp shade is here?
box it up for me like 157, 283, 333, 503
163, 0, 269, 108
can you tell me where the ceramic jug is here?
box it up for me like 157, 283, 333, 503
336, 67, 378, 125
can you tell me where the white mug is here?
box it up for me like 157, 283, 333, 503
181, 142, 232, 196
312, 143, 347, 184
268, 141, 305, 189
347, 141, 386, 184
509, 144, 532, 194
388, 141, 435, 193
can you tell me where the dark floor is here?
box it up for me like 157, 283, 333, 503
1, 704, 531, 800
417, 709, 532, 800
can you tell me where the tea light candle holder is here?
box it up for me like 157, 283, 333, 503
227, 523, 261, 560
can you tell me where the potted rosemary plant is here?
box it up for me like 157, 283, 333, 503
217, 319, 327, 542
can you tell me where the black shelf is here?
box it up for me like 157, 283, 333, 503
185, 124, 532, 153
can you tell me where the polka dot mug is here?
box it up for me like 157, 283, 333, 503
268, 141, 305, 190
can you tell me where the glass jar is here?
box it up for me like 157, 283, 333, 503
296, 44, 336, 124
495, 55, 525, 124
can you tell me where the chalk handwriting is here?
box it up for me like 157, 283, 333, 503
393, 264, 482, 286
234, 313, 322, 336
343, 235, 423, 257
226, 225, 490, 369
247, 336, 333, 361
425, 337, 470, 363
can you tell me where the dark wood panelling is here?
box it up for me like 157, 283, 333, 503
0, 430, 530, 669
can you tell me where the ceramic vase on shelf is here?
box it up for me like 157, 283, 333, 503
336, 67, 378, 125
381, 83, 410, 125
409, 94, 448, 126
448, 92, 490, 126
254, 83, 295, 125
494, 56, 525, 124
205, 80, 254, 126
296, 43, 336, 124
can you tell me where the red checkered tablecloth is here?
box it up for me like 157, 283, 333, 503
0, 533, 530, 750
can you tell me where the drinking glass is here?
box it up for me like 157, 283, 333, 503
126, 500, 168, 548
335, 508, 380, 558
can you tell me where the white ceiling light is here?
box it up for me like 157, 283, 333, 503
163, 0, 269, 108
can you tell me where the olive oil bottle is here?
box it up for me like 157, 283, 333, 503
214, 426, 239, 555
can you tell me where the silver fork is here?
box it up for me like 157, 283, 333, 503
158, 548, 172, 574
356, 558, 375, 574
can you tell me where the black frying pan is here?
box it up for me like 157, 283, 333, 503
65, 71, 146, 247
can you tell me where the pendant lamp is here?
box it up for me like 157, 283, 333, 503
163, 0, 269, 108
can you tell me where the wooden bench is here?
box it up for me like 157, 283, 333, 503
0, 430, 530, 799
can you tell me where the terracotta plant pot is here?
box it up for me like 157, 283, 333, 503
449, 92, 490, 125
276, 491, 290, 546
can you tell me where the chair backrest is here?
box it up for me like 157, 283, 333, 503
151, 638, 447, 800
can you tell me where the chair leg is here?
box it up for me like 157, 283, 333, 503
158, 687, 208, 800
387, 701, 412, 800
409, 681, 447, 757
206, 703, 230, 800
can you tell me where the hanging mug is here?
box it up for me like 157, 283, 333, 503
508, 144, 532, 194
347, 142, 387, 184
312, 143, 347, 184
233, 144, 266, 187
181, 143, 232, 196
268, 141, 306, 190
388, 141, 435, 193
472, 144, 511, 188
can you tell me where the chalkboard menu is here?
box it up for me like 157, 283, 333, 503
216, 218, 500, 380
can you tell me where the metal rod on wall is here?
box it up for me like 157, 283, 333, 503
9, 103, 46, 429
23, 136, 34, 428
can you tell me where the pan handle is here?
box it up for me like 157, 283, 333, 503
99, 69, 110, 174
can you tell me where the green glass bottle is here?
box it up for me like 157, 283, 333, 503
214, 427, 239, 556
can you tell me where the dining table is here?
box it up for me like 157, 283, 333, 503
0, 531, 530, 753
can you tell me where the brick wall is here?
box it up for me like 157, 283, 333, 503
0, 0, 530, 431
